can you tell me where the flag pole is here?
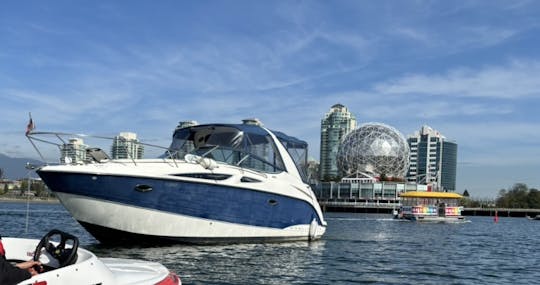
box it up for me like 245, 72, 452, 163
25, 113, 47, 163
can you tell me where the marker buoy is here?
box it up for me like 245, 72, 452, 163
494, 210, 499, 223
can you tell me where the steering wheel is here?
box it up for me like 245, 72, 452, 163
33, 229, 79, 268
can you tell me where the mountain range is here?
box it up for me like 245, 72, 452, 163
0, 153, 42, 180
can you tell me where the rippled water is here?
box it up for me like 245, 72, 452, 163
1, 202, 539, 284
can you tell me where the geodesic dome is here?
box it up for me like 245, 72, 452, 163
337, 122, 410, 178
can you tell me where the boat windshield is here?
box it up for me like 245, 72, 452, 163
166, 125, 286, 173
273, 130, 309, 182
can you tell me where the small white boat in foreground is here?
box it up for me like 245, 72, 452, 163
3, 229, 180, 285
396, 191, 467, 223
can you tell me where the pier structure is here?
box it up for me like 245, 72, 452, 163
313, 181, 540, 217
312, 179, 426, 212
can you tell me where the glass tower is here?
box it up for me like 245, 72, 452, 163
60, 138, 88, 164
319, 104, 356, 181
406, 125, 457, 191
111, 132, 144, 159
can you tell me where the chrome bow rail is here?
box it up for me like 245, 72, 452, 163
26, 131, 175, 166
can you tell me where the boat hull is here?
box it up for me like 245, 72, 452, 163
38, 170, 326, 244
399, 215, 467, 223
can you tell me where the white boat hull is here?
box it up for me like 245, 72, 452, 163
58, 192, 326, 243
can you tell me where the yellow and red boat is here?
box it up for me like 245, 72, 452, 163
396, 191, 466, 223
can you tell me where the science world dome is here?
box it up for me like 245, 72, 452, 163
337, 122, 410, 178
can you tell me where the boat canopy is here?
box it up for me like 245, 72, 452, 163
400, 191, 463, 199
272, 130, 308, 182
167, 124, 308, 177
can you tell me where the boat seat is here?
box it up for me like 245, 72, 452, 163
86, 148, 110, 163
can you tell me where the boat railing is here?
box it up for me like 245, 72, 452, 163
26, 131, 282, 176
26, 131, 180, 166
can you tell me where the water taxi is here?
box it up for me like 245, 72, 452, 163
396, 191, 466, 223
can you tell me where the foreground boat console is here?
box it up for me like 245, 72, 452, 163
3, 230, 180, 285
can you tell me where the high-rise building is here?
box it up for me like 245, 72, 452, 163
60, 138, 88, 164
319, 104, 356, 181
406, 125, 457, 191
111, 132, 144, 159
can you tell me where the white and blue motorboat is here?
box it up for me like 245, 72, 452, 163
30, 120, 326, 244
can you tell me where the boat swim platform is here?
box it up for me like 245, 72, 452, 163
318, 199, 540, 217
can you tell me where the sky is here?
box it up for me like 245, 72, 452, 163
1, 1, 539, 198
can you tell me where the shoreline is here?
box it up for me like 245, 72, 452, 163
0, 197, 59, 204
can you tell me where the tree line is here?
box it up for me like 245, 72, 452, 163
495, 183, 540, 209
461, 183, 540, 209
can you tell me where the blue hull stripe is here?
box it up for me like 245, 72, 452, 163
38, 171, 321, 229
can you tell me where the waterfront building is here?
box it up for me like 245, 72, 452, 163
406, 125, 457, 191
311, 181, 427, 203
60, 138, 88, 164
111, 132, 144, 159
319, 104, 356, 181
306, 160, 320, 185
337, 122, 409, 179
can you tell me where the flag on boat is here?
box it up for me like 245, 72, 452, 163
25, 114, 35, 135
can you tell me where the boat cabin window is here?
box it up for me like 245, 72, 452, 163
166, 125, 286, 173
401, 197, 459, 207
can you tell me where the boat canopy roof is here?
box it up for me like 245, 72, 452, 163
400, 191, 463, 199
171, 123, 307, 149
271, 130, 308, 149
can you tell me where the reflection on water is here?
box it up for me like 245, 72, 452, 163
88, 241, 327, 285
1, 203, 540, 284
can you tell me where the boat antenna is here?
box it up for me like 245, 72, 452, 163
24, 163, 37, 235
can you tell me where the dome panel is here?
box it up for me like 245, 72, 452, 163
337, 123, 410, 178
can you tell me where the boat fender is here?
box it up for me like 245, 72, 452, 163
309, 218, 318, 241
199, 157, 218, 170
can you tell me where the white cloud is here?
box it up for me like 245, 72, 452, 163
374, 61, 540, 98
392, 27, 432, 45
461, 26, 517, 48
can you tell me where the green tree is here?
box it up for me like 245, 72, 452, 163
496, 189, 508, 207
528, 188, 540, 209
19, 179, 28, 192
496, 184, 540, 209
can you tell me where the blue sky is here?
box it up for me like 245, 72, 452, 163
1, 1, 539, 198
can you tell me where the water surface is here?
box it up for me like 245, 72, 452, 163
1, 202, 538, 284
